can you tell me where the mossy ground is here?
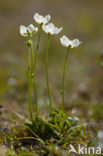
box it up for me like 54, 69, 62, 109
0, 106, 101, 156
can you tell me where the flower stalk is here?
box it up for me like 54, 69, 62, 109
60, 35, 81, 111
62, 47, 70, 111
33, 23, 42, 117
28, 45, 33, 122
30, 39, 34, 72
46, 33, 53, 110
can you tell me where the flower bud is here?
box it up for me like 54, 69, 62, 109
27, 40, 31, 47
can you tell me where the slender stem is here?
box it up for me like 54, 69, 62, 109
33, 24, 42, 117
35, 24, 42, 61
62, 47, 70, 111
28, 46, 33, 122
46, 33, 53, 110
30, 39, 34, 72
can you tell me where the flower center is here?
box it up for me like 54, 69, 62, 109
41, 16, 44, 19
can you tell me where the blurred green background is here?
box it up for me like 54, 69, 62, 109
0, 0, 103, 120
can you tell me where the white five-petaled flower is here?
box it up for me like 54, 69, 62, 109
42, 23, 63, 35
60, 35, 82, 48
34, 13, 51, 25
20, 24, 38, 37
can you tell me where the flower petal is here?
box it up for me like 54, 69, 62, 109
44, 15, 51, 24
47, 23, 55, 29
34, 13, 43, 24
71, 39, 81, 48
55, 27, 63, 34
34, 13, 51, 24
42, 24, 49, 33
28, 24, 35, 32
20, 25, 27, 36
42, 23, 54, 34
60, 35, 70, 47
47, 23, 55, 34
42, 22, 62, 35
28, 24, 38, 33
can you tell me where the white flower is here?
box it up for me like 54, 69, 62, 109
60, 35, 82, 48
42, 23, 62, 35
34, 13, 51, 24
20, 24, 38, 37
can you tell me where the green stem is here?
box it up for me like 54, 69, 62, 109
30, 39, 34, 72
46, 33, 53, 110
33, 24, 42, 117
62, 47, 70, 111
28, 46, 33, 122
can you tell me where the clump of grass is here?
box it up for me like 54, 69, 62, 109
7, 113, 93, 155
25, 110, 80, 143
